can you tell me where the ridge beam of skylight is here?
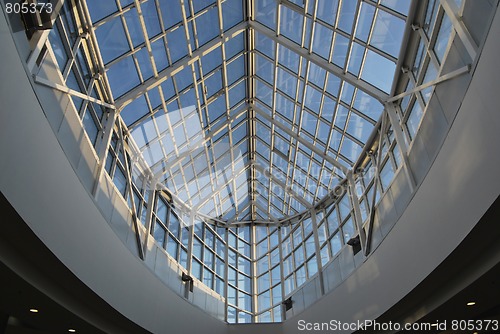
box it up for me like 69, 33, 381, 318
251, 103, 349, 174
248, 20, 389, 103
114, 21, 248, 110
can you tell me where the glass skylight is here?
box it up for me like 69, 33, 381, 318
85, 0, 409, 223
42, 0, 469, 324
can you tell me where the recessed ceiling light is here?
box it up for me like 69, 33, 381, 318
467, 301, 476, 306
29, 309, 39, 313
68, 329, 76, 333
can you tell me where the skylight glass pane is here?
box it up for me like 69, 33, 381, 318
434, 14, 453, 64
152, 39, 169, 71
332, 33, 349, 68
121, 95, 150, 126
256, 55, 274, 84
347, 43, 365, 76
204, 70, 222, 97
340, 137, 362, 164
277, 68, 297, 98
123, 8, 145, 48
193, 0, 216, 13
308, 63, 326, 88
278, 47, 298, 74
142, 0, 161, 38
227, 56, 245, 85
136, 48, 154, 80
361, 50, 396, 93
346, 113, 372, 143
371, 10, 406, 57
225, 33, 245, 60
201, 47, 222, 74
87, 0, 117, 22
353, 90, 383, 121
256, 31, 275, 58
338, 0, 357, 33
312, 23, 333, 59
381, 0, 411, 15
229, 81, 246, 107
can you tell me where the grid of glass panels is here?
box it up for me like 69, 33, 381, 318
314, 192, 356, 271
398, 0, 457, 142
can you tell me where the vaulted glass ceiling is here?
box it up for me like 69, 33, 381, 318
86, 0, 410, 224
